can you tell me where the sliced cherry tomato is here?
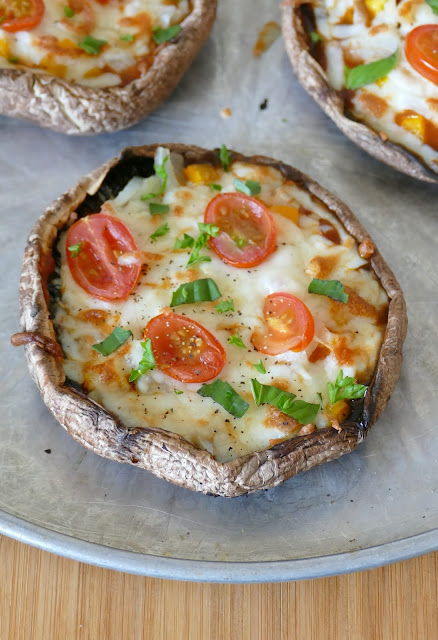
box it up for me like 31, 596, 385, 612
204, 193, 276, 268
145, 312, 226, 383
66, 213, 140, 301
1, 0, 45, 32
251, 293, 315, 356
405, 25, 438, 85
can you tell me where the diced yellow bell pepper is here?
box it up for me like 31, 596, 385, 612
398, 113, 425, 142
0, 40, 10, 59
83, 66, 102, 79
365, 0, 387, 16
270, 204, 299, 225
183, 164, 218, 184
327, 400, 350, 422
40, 56, 67, 78
375, 76, 388, 87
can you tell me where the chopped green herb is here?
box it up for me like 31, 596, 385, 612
253, 359, 266, 374
210, 183, 222, 191
150, 203, 169, 216
174, 233, 195, 250
174, 389, 183, 395
309, 31, 322, 43
308, 278, 349, 303
228, 333, 246, 349
150, 222, 170, 242
281, 118, 287, 123
79, 35, 107, 55
120, 34, 134, 42
92, 327, 133, 357
214, 299, 235, 314
129, 339, 156, 382
344, 49, 398, 90
251, 379, 320, 424
141, 156, 168, 200
0, 16, 6, 25
186, 222, 220, 267
8, 57, 19, 64
197, 379, 249, 418
63, 6, 75, 18
68, 242, 82, 257
219, 144, 232, 172
426, 0, 438, 13
327, 370, 368, 405
317, 392, 323, 409
234, 179, 261, 196
170, 278, 221, 307
152, 24, 181, 45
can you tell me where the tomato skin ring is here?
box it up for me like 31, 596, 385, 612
251, 292, 315, 356
145, 312, 226, 383
204, 192, 277, 268
405, 25, 438, 85
66, 212, 140, 301
1, 0, 45, 32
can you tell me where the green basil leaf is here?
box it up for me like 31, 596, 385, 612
141, 156, 168, 200
228, 333, 246, 349
129, 339, 156, 382
120, 34, 134, 42
251, 379, 320, 424
211, 183, 222, 191
219, 144, 232, 171
234, 178, 261, 196
150, 203, 169, 215
79, 35, 107, 55
426, 0, 438, 13
68, 242, 82, 257
150, 222, 170, 242
153, 24, 181, 44
308, 278, 349, 303
214, 299, 235, 314
344, 49, 398, 90
197, 379, 249, 418
253, 359, 266, 374
170, 278, 221, 306
327, 369, 368, 405
64, 6, 75, 17
174, 233, 195, 250
92, 327, 132, 356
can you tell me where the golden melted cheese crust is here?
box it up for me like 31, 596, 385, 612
53, 148, 388, 462
313, 0, 438, 171
0, 0, 190, 87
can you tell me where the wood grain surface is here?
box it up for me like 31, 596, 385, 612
1, 536, 437, 640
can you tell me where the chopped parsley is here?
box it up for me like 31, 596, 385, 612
219, 144, 232, 172
253, 359, 267, 374
186, 222, 220, 267
211, 183, 222, 191
120, 34, 134, 42
141, 156, 168, 201
233, 179, 261, 196
149, 203, 169, 216
228, 333, 246, 349
174, 233, 195, 250
129, 339, 156, 382
68, 242, 82, 257
79, 35, 107, 55
327, 370, 368, 405
150, 222, 170, 242
63, 6, 74, 18
214, 299, 235, 314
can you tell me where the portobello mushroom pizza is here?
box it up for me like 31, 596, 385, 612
281, 0, 438, 183
12, 144, 406, 497
0, 0, 216, 134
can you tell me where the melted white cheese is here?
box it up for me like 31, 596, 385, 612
53, 148, 388, 461
314, 0, 438, 171
0, 0, 190, 87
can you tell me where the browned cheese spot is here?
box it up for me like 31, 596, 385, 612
357, 91, 388, 119
308, 343, 332, 363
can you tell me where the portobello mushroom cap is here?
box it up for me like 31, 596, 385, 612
0, 1, 216, 135
15, 144, 407, 497
281, 0, 438, 185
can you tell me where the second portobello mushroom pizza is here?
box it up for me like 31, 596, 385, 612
282, 0, 438, 182
13, 145, 406, 495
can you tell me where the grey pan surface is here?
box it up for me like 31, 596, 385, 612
0, 0, 437, 581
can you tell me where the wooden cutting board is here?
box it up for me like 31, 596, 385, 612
0, 536, 436, 639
